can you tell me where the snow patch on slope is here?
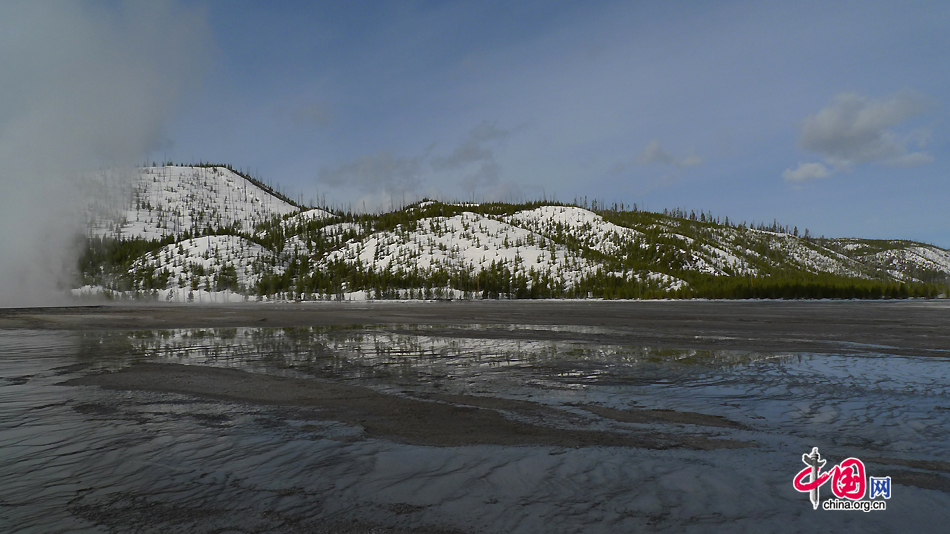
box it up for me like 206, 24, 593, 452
88, 166, 298, 240
130, 235, 278, 292
321, 210, 685, 292
504, 206, 641, 256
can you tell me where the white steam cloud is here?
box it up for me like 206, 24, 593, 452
0, 2, 209, 306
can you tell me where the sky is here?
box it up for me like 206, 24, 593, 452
3, 1, 949, 252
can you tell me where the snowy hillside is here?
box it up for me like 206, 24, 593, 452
321, 211, 620, 291
503, 206, 641, 256
77, 165, 950, 301
832, 239, 950, 282
86, 166, 305, 240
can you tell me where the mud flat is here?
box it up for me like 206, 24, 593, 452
2, 301, 950, 532
64, 362, 748, 451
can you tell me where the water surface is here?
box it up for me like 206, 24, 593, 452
2, 325, 949, 532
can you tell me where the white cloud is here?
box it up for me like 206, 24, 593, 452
634, 140, 703, 168
798, 91, 933, 169
782, 162, 832, 182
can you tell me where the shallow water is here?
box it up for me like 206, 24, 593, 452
2, 326, 950, 533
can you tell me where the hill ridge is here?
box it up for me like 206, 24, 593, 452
75, 166, 950, 302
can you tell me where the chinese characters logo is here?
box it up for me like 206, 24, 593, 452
792, 447, 890, 512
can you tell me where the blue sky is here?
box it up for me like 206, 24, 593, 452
154, 1, 947, 245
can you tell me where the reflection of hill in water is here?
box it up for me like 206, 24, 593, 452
77, 325, 796, 388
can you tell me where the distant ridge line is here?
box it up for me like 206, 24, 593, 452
170, 162, 301, 208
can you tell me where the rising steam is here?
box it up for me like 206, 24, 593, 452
0, 1, 209, 306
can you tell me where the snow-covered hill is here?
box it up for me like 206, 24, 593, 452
86, 166, 309, 240
322, 211, 612, 290
77, 165, 950, 301
833, 239, 950, 282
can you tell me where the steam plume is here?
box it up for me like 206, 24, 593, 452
0, 1, 209, 306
